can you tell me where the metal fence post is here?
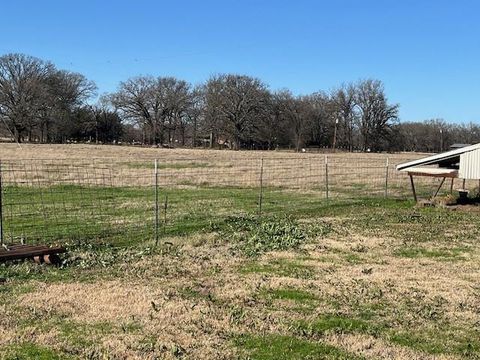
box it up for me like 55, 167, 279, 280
163, 193, 168, 236
384, 157, 389, 198
325, 155, 329, 200
154, 159, 159, 246
258, 158, 264, 217
0, 160, 3, 247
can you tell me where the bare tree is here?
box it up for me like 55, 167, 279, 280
354, 79, 399, 151
0, 54, 96, 143
256, 94, 283, 149
0, 53, 55, 142
41, 70, 96, 142
157, 77, 191, 145
331, 83, 357, 151
204, 74, 270, 150
186, 86, 205, 147
305, 92, 335, 150
109, 76, 155, 144
109, 76, 192, 145
273, 90, 313, 152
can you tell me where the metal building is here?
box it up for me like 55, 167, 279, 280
396, 143, 480, 201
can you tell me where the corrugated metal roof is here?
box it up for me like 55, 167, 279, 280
396, 143, 480, 171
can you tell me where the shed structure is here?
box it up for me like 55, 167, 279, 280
396, 143, 480, 201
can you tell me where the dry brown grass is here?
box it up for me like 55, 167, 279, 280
0, 143, 426, 162
18, 281, 236, 359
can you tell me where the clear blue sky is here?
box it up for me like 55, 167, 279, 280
1, 0, 479, 123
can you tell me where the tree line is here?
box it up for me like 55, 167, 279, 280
1, 53, 478, 152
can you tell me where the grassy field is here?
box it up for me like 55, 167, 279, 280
1, 145, 479, 359
0, 143, 425, 161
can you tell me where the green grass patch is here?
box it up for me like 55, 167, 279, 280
56, 319, 116, 348
234, 333, 362, 360
263, 287, 317, 302
259, 287, 319, 314
296, 314, 378, 337
296, 314, 480, 358
333, 199, 480, 245
343, 253, 363, 264
3, 182, 420, 250
389, 328, 480, 357
240, 258, 315, 279
394, 246, 470, 260
1, 342, 68, 360
3, 184, 155, 246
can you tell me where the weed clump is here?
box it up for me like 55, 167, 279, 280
215, 215, 322, 256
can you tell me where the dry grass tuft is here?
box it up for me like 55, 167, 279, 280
324, 333, 459, 360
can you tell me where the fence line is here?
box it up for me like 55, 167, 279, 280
0, 156, 472, 247
154, 159, 159, 246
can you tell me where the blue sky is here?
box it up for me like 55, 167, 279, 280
1, 0, 479, 123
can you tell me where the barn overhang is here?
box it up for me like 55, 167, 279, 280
397, 143, 480, 180
396, 143, 480, 202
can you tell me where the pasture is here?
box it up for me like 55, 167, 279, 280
0, 144, 479, 360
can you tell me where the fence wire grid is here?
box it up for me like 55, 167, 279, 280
0, 156, 470, 247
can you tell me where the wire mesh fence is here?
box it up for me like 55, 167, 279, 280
0, 159, 154, 247
0, 155, 473, 247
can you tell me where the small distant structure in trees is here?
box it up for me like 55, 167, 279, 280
397, 143, 480, 202
449, 143, 471, 150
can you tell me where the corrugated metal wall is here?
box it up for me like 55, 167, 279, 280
459, 149, 480, 179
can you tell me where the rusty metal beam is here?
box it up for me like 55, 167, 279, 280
0, 244, 66, 263
407, 171, 457, 178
